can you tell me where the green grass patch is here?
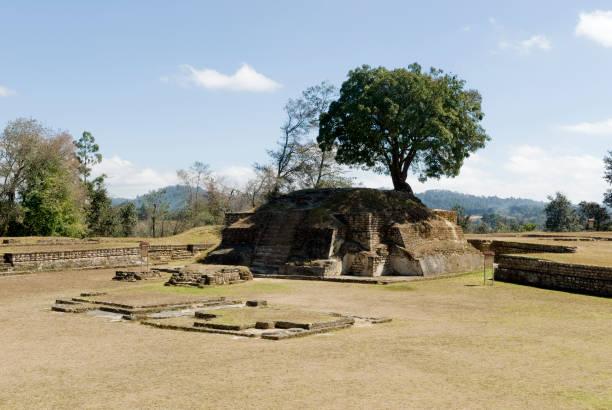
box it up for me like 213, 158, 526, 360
559, 391, 612, 409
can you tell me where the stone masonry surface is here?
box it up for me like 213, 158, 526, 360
1, 244, 213, 274
467, 239, 577, 255
494, 254, 611, 297
206, 189, 483, 277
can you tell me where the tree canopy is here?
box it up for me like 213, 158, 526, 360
604, 150, 612, 208
544, 192, 581, 232
318, 64, 489, 194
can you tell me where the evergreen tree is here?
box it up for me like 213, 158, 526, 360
116, 202, 137, 237
74, 131, 101, 184
604, 150, 612, 208
85, 177, 117, 236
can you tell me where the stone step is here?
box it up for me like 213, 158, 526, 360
250, 211, 304, 270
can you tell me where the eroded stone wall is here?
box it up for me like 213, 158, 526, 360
468, 240, 576, 255
1, 244, 213, 273
494, 255, 611, 296
433, 209, 458, 225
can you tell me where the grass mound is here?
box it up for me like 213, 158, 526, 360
257, 188, 431, 223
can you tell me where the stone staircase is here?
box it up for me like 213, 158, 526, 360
250, 211, 304, 274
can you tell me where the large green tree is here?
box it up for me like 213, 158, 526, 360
544, 193, 581, 232
1, 119, 86, 236
578, 201, 610, 231
318, 64, 489, 194
21, 133, 86, 237
0, 118, 46, 234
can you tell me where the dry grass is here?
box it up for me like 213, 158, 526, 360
0, 268, 610, 409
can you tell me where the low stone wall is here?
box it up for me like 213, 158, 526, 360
494, 255, 611, 297
468, 239, 576, 255
4, 247, 142, 271
148, 244, 211, 261
1, 243, 213, 273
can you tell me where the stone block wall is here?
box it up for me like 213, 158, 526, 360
433, 209, 458, 225
5, 247, 142, 271
211, 204, 481, 277
468, 240, 576, 255
221, 227, 257, 245
346, 213, 386, 251
2, 243, 213, 273
166, 265, 253, 286
289, 228, 335, 261
494, 255, 611, 296
391, 221, 465, 251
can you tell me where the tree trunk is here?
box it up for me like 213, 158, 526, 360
390, 171, 414, 195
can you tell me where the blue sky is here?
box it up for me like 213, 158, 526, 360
1, 1, 611, 202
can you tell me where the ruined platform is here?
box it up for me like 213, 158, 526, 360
113, 270, 162, 281
205, 188, 482, 278
51, 292, 390, 340
165, 264, 253, 287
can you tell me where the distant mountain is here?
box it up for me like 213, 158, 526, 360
111, 185, 205, 211
415, 189, 547, 224
416, 189, 546, 214
112, 186, 548, 223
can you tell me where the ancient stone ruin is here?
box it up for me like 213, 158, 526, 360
52, 293, 390, 340
165, 264, 253, 287
205, 188, 482, 277
113, 270, 162, 282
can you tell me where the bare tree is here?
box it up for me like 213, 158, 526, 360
242, 166, 276, 208
143, 189, 168, 237
295, 142, 353, 189
177, 161, 211, 223
260, 82, 339, 194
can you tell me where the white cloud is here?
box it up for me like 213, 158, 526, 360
0, 85, 16, 97
212, 166, 256, 186
498, 35, 552, 54
461, 25, 471, 32
92, 156, 179, 198
92, 158, 258, 199
575, 10, 612, 47
559, 118, 612, 135
356, 146, 607, 204
175, 63, 282, 92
